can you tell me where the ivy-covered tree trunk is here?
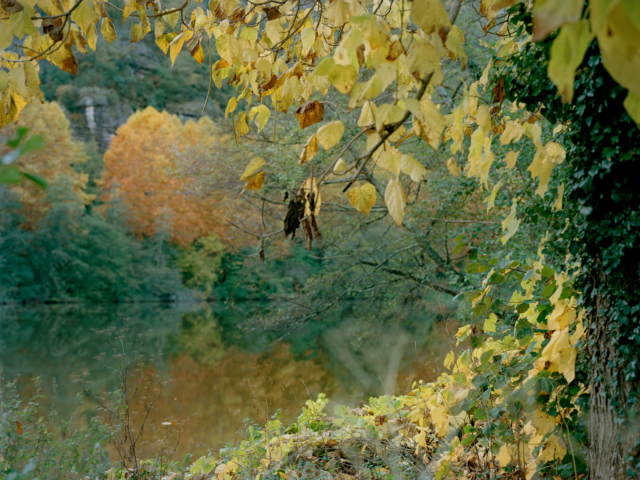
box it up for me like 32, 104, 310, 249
588, 269, 629, 480
501, 22, 640, 477
570, 66, 640, 479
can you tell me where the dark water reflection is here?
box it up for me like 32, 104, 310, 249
0, 301, 453, 459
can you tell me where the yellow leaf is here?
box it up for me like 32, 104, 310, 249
500, 120, 523, 145
295, 100, 324, 129
400, 154, 426, 182
505, 150, 519, 169
250, 104, 270, 133
0, 25, 12, 52
548, 20, 592, 103
225, 97, 237, 118
358, 101, 377, 128
313, 56, 336, 76
467, 128, 485, 177
243, 170, 265, 191
552, 183, 565, 211
235, 111, 250, 137
367, 133, 399, 175
411, 0, 451, 35
299, 134, 318, 165
130, 23, 142, 43
430, 405, 449, 437
501, 199, 520, 245
37, 0, 64, 16
154, 19, 164, 38
22, 61, 42, 100
479, 59, 492, 86
10, 5, 37, 38
49, 40, 78, 75
12, 93, 27, 120
541, 329, 576, 383
533, 0, 584, 41
334, 158, 347, 173
528, 156, 555, 197
415, 96, 446, 150
496, 445, 511, 467
484, 180, 503, 211
101, 17, 117, 43
85, 20, 97, 50
302, 177, 321, 216
316, 121, 344, 150
300, 27, 315, 56
265, 18, 283, 44
483, 314, 497, 333
385, 178, 406, 226
346, 183, 376, 216
540, 435, 567, 462
375, 103, 404, 132
71, 0, 98, 29
239, 157, 265, 181
325, 0, 350, 25
446, 157, 460, 176
531, 410, 556, 436
444, 352, 454, 370
596, 2, 640, 98
170, 32, 185, 65
547, 299, 576, 331
164, 11, 180, 30
624, 91, 640, 124
216, 33, 238, 64
156, 34, 170, 54
328, 64, 358, 94
446, 35, 467, 68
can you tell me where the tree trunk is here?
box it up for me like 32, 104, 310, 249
588, 283, 625, 479
588, 268, 639, 480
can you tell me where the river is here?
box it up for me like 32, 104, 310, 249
0, 301, 453, 460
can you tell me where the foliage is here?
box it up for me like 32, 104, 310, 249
0, 183, 185, 303
2, 0, 640, 476
0, 128, 46, 190
0, 375, 110, 480
37, 22, 232, 118
499, 5, 640, 476
0, 103, 92, 224
100, 107, 232, 246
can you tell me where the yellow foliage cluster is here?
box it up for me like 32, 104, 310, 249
0, 102, 93, 223
100, 107, 233, 246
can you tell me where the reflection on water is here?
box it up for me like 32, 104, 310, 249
0, 301, 454, 459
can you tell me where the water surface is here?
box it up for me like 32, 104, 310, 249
0, 301, 452, 459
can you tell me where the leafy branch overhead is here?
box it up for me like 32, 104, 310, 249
2, 0, 639, 237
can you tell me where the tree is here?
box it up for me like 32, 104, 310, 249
0, 102, 93, 223
499, 7, 640, 477
100, 107, 231, 246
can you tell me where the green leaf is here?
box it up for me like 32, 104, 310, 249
21, 172, 48, 189
7, 127, 28, 148
0, 165, 23, 184
20, 135, 44, 154
453, 240, 465, 254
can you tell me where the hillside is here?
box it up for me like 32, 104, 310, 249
39, 25, 233, 150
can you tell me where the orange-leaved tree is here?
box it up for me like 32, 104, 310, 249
0, 102, 93, 224
100, 107, 233, 246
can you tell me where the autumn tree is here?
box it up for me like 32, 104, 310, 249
0, 102, 93, 223
101, 107, 233, 246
